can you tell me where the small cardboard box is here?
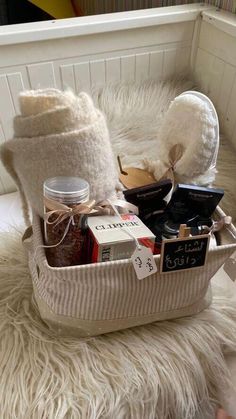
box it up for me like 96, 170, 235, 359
87, 214, 155, 262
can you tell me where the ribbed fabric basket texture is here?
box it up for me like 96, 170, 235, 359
28, 210, 236, 337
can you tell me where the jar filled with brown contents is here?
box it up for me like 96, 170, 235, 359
43, 176, 90, 267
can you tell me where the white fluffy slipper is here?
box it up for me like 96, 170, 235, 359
145, 90, 219, 186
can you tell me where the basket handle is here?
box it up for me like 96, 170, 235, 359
22, 225, 33, 252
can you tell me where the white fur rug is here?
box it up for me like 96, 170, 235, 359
93, 79, 236, 221
1, 79, 236, 419
1, 231, 236, 419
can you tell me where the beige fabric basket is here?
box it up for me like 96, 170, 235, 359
28, 208, 236, 337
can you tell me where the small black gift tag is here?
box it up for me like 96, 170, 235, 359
160, 234, 210, 274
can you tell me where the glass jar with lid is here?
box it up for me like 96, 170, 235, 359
43, 176, 90, 267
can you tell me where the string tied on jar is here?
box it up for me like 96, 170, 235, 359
32, 196, 139, 263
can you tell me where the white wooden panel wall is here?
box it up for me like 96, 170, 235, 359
0, 20, 193, 194
194, 18, 236, 151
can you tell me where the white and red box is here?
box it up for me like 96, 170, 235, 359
87, 214, 155, 263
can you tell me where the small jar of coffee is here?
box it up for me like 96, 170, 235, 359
43, 176, 90, 267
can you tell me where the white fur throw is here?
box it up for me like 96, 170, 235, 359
0, 89, 119, 223
1, 80, 236, 417
1, 230, 236, 418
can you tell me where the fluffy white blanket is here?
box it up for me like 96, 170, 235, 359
1, 231, 236, 418
1, 79, 236, 419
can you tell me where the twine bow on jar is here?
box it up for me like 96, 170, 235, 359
44, 196, 104, 227
43, 196, 139, 250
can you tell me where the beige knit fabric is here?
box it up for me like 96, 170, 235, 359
0, 89, 119, 223
28, 211, 236, 337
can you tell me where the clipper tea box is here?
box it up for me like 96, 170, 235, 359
87, 214, 155, 262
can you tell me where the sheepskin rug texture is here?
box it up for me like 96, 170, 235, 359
92, 79, 236, 221
1, 80, 236, 418
1, 230, 236, 419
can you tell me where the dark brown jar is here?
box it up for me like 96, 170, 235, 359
43, 176, 90, 267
